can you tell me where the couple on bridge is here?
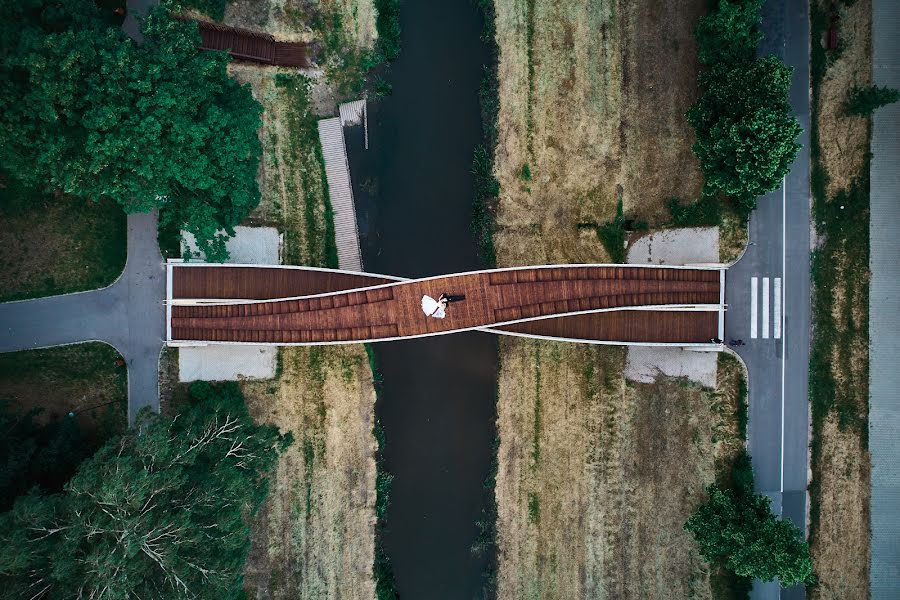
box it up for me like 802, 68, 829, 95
421, 293, 466, 319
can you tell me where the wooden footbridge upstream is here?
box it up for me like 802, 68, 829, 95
167, 263, 725, 347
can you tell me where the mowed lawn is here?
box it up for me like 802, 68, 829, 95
0, 189, 126, 302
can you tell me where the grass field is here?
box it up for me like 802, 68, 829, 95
0, 192, 126, 302
491, 0, 706, 267
241, 345, 376, 599
807, 1, 872, 597
488, 0, 754, 595
0, 343, 127, 441
494, 341, 745, 598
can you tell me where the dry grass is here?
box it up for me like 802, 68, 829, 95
815, 0, 871, 198
807, 1, 872, 597
0, 343, 127, 440
494, 339, 744, 598
242, 345, 376, 599
810, 415, 870, 600
0, 195, 126, 302
220, 0, 376, 47
492, 0, 704, 266
490, 0, 749, 594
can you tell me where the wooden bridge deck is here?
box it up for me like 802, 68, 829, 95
168, 264, 722, 346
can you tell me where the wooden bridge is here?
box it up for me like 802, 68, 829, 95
195, 20, 309, 67
166, 263, 725, 346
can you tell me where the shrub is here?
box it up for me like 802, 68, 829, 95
375, 0, 401, 61
844, 85, 900, 116
685, 484, 815, 586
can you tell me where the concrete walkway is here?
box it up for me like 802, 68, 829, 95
0, 213, 166, 422
869, 0, 900, 596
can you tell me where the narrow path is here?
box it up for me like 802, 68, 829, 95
868, 0, 900, 595
0, 213, 166, 422
724, 1, 812, 598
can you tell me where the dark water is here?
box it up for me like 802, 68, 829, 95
345, 1, 496, 598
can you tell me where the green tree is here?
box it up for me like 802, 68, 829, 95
0, 1, 262, 260
0, 382, 291, 599
0, 404, 92, 510
844, 84, 900, 116
685, 484, 814, 587
694, 0, 764, 65
688, 56, 802, 214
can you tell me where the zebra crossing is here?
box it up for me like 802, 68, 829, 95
749, 276, 782, 339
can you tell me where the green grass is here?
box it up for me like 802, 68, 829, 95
0, 183, 126, 302
0, 343, 127, 439
366, 346, 398, 600
274, 73, 338, 268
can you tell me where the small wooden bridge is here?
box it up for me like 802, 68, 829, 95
167, 263, 725, 346
195, 20, 309, 67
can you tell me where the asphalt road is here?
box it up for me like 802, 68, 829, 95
724, 1, 811, 598
0, 213, 166, 422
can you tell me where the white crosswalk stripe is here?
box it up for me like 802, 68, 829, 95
774, 278, 782, 339
751, 277, 758, 339
749, 275, 782, 341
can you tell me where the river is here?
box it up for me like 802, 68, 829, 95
345, 1, 496, 598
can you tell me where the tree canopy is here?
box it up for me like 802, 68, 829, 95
685, 451, 813, 588
0, 382, 291, 599
687, 0, 802, 216
0, 1, 262, 260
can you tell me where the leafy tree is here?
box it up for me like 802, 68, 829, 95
694, 0, 764, 65
844, 84, 900, 116
0, 382, 291, 599
688, 56, 802, 214
0, 404, 92, 510
685, 484, 814, 587
0, 1, 262, 260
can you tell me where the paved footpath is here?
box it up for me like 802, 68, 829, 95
724, 1, 811, 598
0, 213, 166, 422
869, 0, 900, 596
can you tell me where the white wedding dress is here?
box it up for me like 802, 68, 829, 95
421, 295, 446, 318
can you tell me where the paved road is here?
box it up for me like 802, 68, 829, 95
724, 1, 811, 598
0, 213, 166, 422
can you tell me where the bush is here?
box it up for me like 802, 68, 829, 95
596, 199, 627, 263
844, 85, 900, 116
375, 0, 401, 61
685, 483, 815, 586
667, 194, 721, 227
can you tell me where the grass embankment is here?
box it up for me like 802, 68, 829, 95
0, 343, 127, 440
494, 342, 747, 598
0, 189, 126, 302
807, 2, 872, 598
491, 0, 707, 267
488, 0, 751, 596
